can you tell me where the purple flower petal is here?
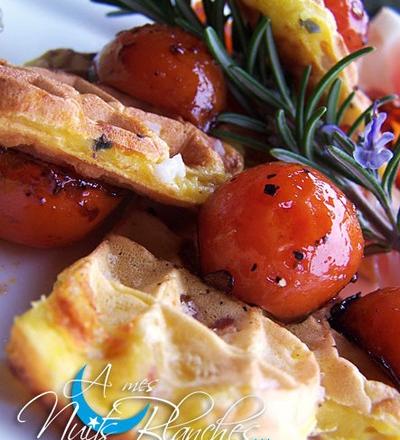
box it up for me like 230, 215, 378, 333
374, 132, 395, 151
354, 145, 393, 169
370, 149, 393, 169
379, 148, 394, 163
320, 124, 356, 150
354, 147, 371, 168
321, 124, 347, 137
321, 105, 394, 170
363, 112, 387, 150
353, 105, 394, 169
363, 120, 374, 148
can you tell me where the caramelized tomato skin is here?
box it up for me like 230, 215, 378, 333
330, 288, 400, 386
96, 24, 227, 130
0, 149, 124, 248
198, 162, 364, 322
324, 0, 369, 52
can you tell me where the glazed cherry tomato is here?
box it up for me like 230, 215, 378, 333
96, 24, 227, 130
324, 0, 369, 52
330, 287, 400, 387
0, 148, 125, 248
198, 162, 364, 322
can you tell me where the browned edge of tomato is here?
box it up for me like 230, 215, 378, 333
0, 148, 126, 248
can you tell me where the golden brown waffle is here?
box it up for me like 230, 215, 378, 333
7, 209, 400, 438
7, 210, 320, 440
0, 61, 243, 206
241, 0, 371, 125
290, 317, 400, 439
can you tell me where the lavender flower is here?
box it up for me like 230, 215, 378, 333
320, 124, 353, 147
321, 103, 395, 170
353, 104, 394, 169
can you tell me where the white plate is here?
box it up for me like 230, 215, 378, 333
0, 1, 145, 437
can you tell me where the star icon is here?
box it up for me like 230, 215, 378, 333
88, 416, 100, 429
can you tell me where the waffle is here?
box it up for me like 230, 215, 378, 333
0, 61, 243, 206
290, 317, 400, 439
7, 210, 320, 440
241, 0, 371, 125
7, 208, 400, 439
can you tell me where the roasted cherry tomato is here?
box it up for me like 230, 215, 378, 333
324, 0, 369, 52
96, 24, 227, 130
198, 162, 364, 322
330, 287, 400, 387
0, 148, 125, 248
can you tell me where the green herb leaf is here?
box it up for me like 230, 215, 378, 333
276, 110, 298, 152
229, 65, 283, 109
364, 243, 392, 256
327, 145, 397, 229
213, 0, 227, 43
347, 95, 397, 137
265, 19, 294, 116
106, 9, 132, 16
174, 17, 203, 37
227, 83, 257, 117
305, 46, 374, 122
270, 148, 332, 178
336, 91, 356, 126
294, 65, 312, 144
228, 0, 249, 53
96, 0, 400, 255
217, 112, 268, 133
204, 27, 236, 71
246, 18, 269, 75
175, 0, 204, 35
302, 107, 326, 159
332, 130, 355, 155
211, 129, 268, 151
120, 0, 168, 23
326, 79, 342, 125
382, 137, 400, 198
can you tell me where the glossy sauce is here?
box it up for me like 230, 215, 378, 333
0, 148, 125, 248
331, 287, 400, 388
199, 162, 364, 322
96, 24, 227, 130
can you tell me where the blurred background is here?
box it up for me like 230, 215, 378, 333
0, 0, 148, 64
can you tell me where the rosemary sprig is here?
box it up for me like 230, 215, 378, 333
93, 0, 400, 254
216, 113, 268, 133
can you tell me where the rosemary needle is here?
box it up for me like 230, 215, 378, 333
93, 0, 400, 254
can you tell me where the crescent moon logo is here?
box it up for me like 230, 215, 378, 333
70, 365, 150, 436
